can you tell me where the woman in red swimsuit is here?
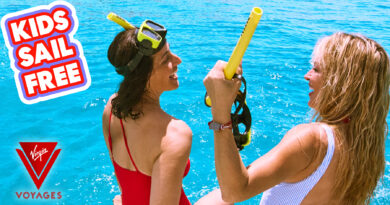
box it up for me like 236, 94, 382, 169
102, 21, 192, 205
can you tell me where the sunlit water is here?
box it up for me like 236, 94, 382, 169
1, 0, 389, 204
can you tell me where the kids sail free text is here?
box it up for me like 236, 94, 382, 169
1, 1, 90, 104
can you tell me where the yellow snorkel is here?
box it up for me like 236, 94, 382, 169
205, 7, 263, 150
205, 7, 262, 106
224, 7, 263, 79
107, 12, 136, 30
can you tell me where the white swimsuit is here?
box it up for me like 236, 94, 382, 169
260, 124, 335, 205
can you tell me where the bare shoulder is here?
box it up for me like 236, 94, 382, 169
284, 123, 322, 142
103, 94, 116, 120
102, 94, 117, 134
282, 123, 324, 160
167, 119, 193, 139
161, 119, 193, 156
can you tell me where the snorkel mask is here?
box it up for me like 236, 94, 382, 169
204, 75, 252, 151
231, 76, 251, 150
107, 13, 167, 74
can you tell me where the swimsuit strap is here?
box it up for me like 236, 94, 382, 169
120, 118, 139, 172
108, 111, 113, 152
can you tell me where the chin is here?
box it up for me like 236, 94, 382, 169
308, 94, 317, 109
308, 101, 313, 108
308, 101, 319, 110
167, 82, 179, 91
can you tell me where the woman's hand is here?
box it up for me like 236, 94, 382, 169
203, 60, 242, 122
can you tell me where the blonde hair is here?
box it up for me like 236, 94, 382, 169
312, 32, 390, 204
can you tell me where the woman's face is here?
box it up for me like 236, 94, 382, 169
148, 43, 182, 93
304, 61, 323, 109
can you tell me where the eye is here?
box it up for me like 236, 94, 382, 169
162, 55, 170, 64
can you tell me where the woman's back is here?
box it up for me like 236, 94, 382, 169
103, 96, 192, 204
105, 100, 171, 175
262, 123, 343, 204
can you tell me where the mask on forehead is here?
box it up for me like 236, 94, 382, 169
107, 13, 167, 75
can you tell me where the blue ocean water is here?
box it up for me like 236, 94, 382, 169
0, 0, 389, 204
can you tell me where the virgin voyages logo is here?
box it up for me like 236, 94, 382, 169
16, 142, 62, 200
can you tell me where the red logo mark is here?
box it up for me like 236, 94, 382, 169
16, 142, 61, 190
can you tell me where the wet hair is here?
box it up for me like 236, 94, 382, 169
107, 29, 154, 120
311, 32, 390, 203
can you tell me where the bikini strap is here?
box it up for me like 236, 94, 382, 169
119, 118, 139, 172
108, 111, 113, 152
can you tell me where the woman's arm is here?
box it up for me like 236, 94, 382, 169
215, 124, 318, 202
195, 189, 233, 205
149, 120, 192, 205
203, 61, 319, 203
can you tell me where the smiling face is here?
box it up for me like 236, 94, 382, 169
147, 43, 182, 94
304, 61, 323, 109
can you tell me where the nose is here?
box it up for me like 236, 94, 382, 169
304, 69, 312, 81
172, 53, 182, 66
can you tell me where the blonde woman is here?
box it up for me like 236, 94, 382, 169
199, 32, 389, 204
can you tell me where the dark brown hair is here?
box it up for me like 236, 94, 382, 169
107, 29, 154, 119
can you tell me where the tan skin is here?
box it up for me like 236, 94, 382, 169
103, 43, 192, 205
196, 60, 343, 204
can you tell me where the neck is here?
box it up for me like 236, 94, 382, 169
143, 91, 161, 107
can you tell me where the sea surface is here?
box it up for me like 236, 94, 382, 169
0, 0, 389, 204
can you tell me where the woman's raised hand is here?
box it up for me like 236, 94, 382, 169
203, 60, 242, 122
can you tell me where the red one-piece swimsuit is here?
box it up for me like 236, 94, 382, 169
108, 112, 191, 205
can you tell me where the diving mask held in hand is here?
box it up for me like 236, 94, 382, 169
107, 12, 167, 74
204, 75, 252, 151
231, 76, 252, 150
204, 7, 262, 150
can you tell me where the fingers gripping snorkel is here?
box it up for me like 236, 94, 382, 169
107, 12, 167, 75
205, 7, 262, 151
